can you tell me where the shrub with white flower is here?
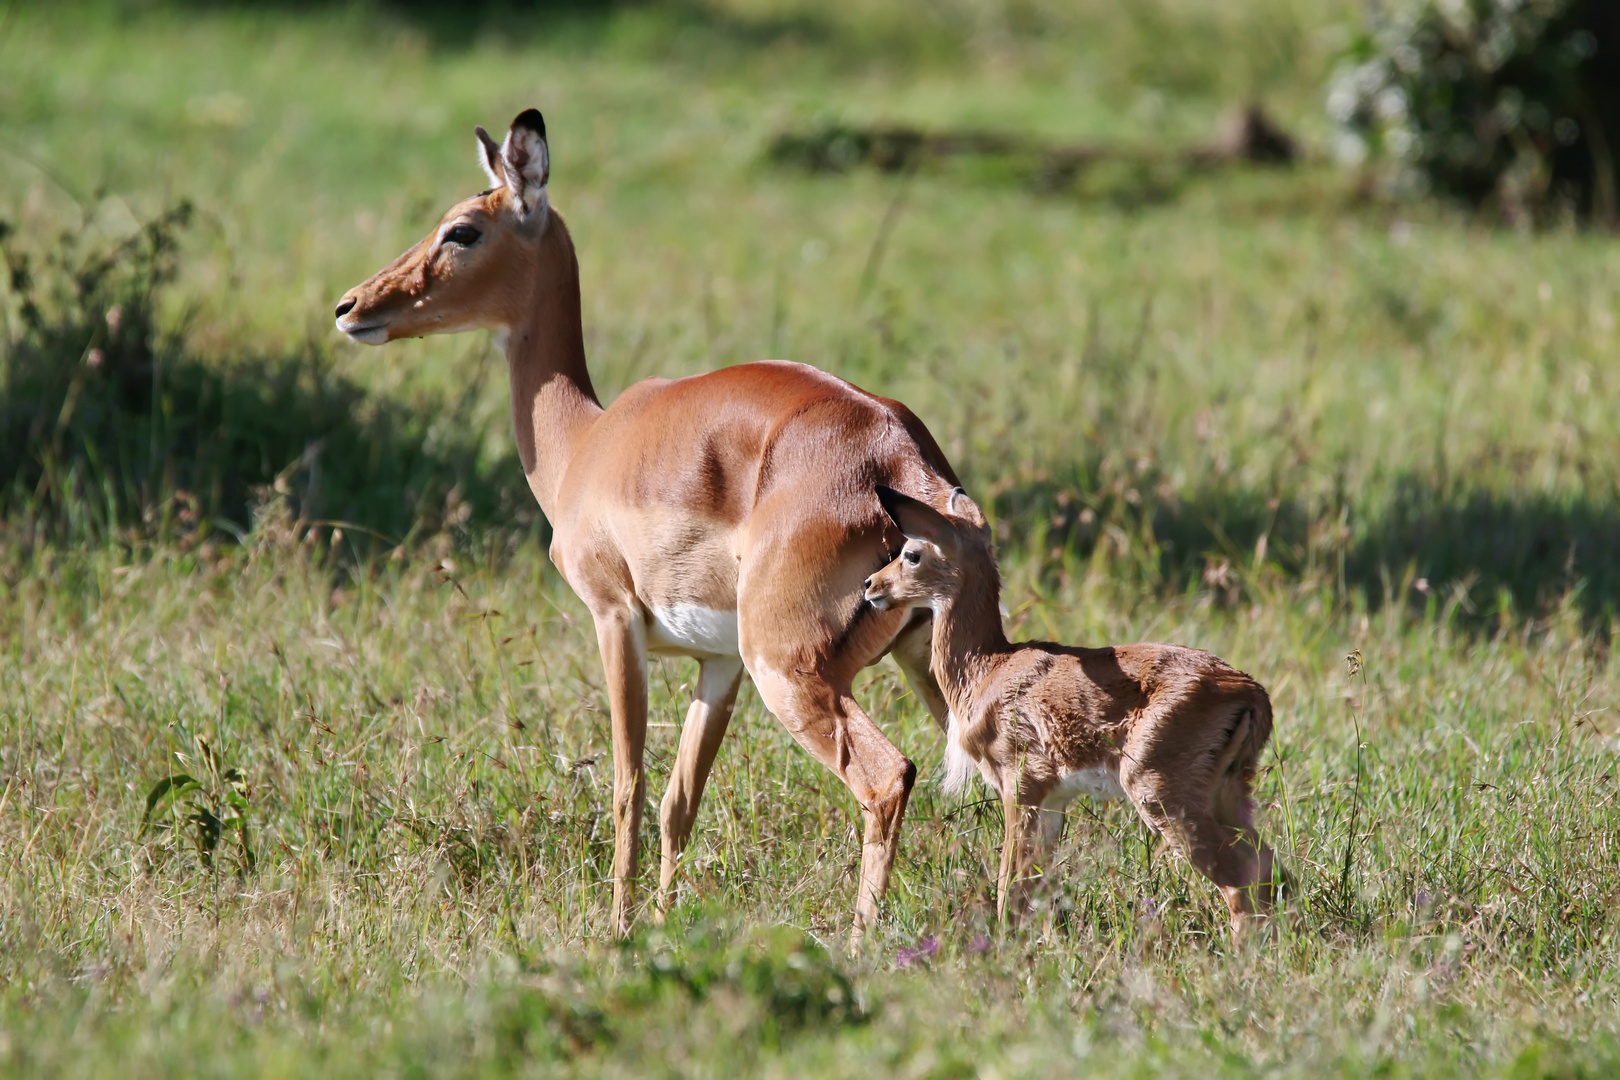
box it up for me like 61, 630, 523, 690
1328, 0, 1617, 228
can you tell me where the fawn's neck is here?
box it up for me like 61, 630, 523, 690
929, 581, 1012, 713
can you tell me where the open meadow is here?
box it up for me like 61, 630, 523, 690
3, 1, 1620, 1075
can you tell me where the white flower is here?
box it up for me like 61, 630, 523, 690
1332, 131, 1369, 167
1327, 78, 1361, 124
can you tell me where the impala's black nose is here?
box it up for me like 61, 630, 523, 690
863, 577, 872, 591
335, 298, 357, 318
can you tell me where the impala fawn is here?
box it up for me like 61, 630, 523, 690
862, 485, 1289, 940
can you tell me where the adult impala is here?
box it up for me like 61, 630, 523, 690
335, 109, 959, 945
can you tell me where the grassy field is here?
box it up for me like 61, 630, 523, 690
4, 1, 1620, 1076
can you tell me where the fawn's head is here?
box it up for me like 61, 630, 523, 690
863, 485, 993, 611
334, 109, 557, 345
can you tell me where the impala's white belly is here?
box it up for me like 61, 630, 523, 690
1042, 765, 1127, 811
647, 604, 740, 658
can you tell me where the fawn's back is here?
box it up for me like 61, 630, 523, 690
963, 640, 1272, 807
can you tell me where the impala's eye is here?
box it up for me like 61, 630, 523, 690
444, 224, 482, 246
903, 547, 922, 566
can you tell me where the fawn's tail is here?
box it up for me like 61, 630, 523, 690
942, 709, 979, 796
1209, 682, 1274, 788
1210, 682, 1295, 901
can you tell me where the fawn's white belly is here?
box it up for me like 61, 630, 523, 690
647, 604, 740, 657
1041, 765, 1127, 811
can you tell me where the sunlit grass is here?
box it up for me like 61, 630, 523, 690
3, 535, 1617, 1076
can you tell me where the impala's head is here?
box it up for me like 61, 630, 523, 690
863, 484, 994, 611
334, 108, 555, 345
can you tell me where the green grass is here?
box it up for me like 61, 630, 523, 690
4, 1, 1620, 1076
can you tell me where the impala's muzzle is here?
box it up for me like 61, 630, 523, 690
863, 576, 891, 609
333, 291, 391, 345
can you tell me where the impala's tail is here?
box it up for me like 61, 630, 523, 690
1210, 681, 1293, 902
1209, 683, 1273, 789
942, 710, 979, 796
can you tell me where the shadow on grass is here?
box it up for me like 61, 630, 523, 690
994, 475, 1620, 631
0, 203, 527, 551
6, 203, 1615, 632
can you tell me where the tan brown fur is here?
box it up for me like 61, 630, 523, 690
335, 110, 958, 949
863, 486, 1289, 940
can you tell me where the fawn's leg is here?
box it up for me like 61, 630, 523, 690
1211, 772, 1289, 930
997, 795, 1062, 925
1123, 770, 1275, 942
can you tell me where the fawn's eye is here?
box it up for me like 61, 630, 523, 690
444, 224, 482, 246
903, 548, 922, 566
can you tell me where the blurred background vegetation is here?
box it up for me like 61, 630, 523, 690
1333, 0, 1619, 228
4, 0, 1618, 626
1, 0, 1618, 942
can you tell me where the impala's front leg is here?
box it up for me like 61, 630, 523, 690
657, 655, 746, 915
593, 606, 650, 938
997, 797, 1060, 925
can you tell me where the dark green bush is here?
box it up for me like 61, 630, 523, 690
1329, 0, 1619, 227
0, 204, 527, 549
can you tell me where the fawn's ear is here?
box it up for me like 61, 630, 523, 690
875, 485, 956, 550
479, 108, 549, 224
947, 486, 991, 538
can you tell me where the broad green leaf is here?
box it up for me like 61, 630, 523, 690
142, 774, 200, 832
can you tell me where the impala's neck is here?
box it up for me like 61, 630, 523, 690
930, 567, 1012, 710
503, 210, 603, 520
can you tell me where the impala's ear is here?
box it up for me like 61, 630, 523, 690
947, 486, 990, 535
476, 125, 505, 188
499, 108, 549, 223
875, 485, 956, 550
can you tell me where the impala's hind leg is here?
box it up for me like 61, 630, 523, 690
746, 664, 915, 952
657, 656, 746, 916
737, 526, 919, 954
1121, 768, 1277, 942
1211, 772, 1289, 925
738, 492, 926, 952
